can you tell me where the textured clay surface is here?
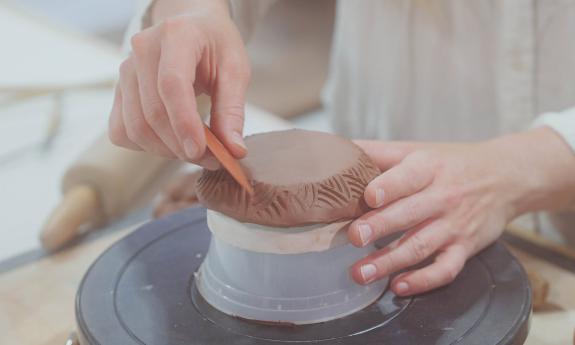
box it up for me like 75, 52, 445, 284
196, 129, 380, 227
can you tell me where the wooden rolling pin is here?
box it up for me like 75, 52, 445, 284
40, 95, 211, 251
40, 136, 180, 251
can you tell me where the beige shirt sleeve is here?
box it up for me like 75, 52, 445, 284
532, 107, 575, 154
532, 107, 575, 212
126, 0, 275, 47
228, 0, 276, 42
122, 0, 153, 54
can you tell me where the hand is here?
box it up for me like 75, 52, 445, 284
347, 138, 529, 296
109, 0, 249, 167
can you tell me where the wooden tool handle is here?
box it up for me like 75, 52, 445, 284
40, 185, 102, 251
203, 125, 254, 195
526, 269, 550, 310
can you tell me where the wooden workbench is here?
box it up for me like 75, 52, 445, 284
0, 225, 133, 345
1, 221, 574, 345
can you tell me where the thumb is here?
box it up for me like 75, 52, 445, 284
209, 62, 250, 159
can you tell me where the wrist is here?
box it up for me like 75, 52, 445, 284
149, 0, 230, 26
486, 127, 575, 217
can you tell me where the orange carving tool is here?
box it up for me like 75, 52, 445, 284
203, 124, 254, 196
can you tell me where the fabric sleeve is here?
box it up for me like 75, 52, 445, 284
121, 0, 153, 54
124, 0, 274, 51
228, 0, 276, 42
532, 107, 575, 212
531, 107, 575, 154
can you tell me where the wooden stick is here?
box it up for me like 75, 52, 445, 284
40, 185, 103, 252
506, 224, 575, 262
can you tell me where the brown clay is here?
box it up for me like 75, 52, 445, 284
196, 129, 380, 227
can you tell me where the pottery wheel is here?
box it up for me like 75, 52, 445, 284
76, 207, 531, 345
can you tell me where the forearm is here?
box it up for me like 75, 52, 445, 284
492, 127, 575, 216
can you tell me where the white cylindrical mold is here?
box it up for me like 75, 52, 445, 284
196, 211, 388, 325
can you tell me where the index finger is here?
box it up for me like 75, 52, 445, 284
157, 34, 206, 161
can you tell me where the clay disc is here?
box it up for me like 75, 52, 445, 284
196, 129, 381, 227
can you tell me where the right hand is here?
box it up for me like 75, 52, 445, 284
109, 1, 250, 168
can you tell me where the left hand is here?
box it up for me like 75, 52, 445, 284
348, 138, 527, 296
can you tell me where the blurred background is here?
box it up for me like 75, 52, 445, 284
1, 0, 130, 262
5, 0, 136, 42
2, 4, 575, 345
0, 0, 334, 264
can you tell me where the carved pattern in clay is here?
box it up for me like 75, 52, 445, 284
196, 130, 380, 227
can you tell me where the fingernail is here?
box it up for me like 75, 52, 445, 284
183, 138, 199, 159
395, 281, 409, 295
232, 131, 247, 150
375, 188, 385, 207
360, 264, 377, 283
358, 223, 373, 246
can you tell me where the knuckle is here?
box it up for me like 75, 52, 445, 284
143, 102, 167, 126
444, 265, 459, 283
442, 187, 463, 210
158, 72, 184, 96
406, 150, 439, 175
125, 119, 149, 143
418, 273, 433, 291
218, 104, 245, 125
409, 233, 430, 262
376, 253, 396, 275
161, 17, 185, 34
401, 164, 423, 192
368, 215, 386, 238
108, 123, 125, 146
404, 151, 437, 182
445, 221, 459, 239
466, 241, 478, 256
409, 149, 436, 166
223, 57, 251, 81
118, 59, 133, 77
403, 199, 421, 223
130, 32, 148, 53
210, 105, 245, 136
